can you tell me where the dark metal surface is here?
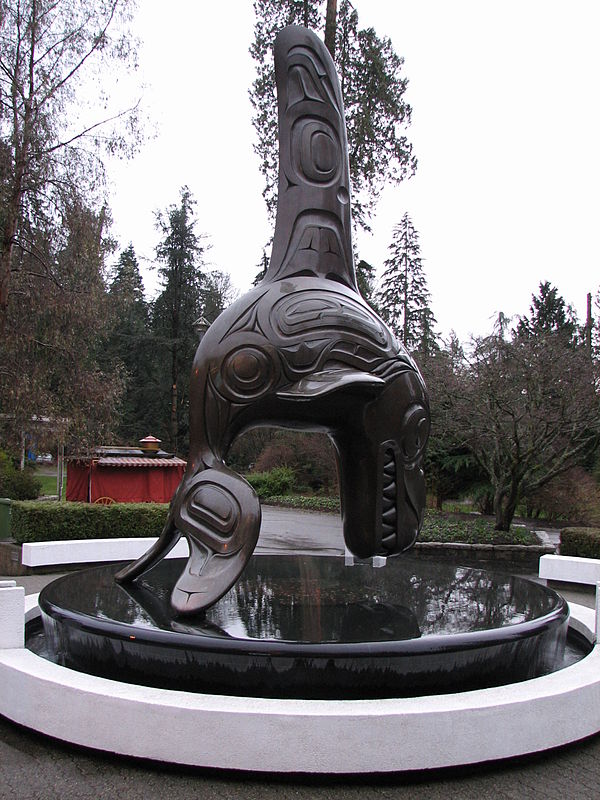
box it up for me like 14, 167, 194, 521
116, 26, 430, 614
40, 556, 571, 698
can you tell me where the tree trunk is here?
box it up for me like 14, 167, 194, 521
494, 481, 520, 531
170, 382, 177, 452
0, 187, 24, 334
0, 243, 12, 334
324, 0, 338, 58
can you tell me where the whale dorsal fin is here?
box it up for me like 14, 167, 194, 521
262, 26, 357, 292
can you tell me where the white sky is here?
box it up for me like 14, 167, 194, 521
107, 0, 600, 343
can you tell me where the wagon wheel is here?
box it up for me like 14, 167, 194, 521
93, 496, 115, 505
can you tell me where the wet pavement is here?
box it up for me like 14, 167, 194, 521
258, 505, 345, 554
1, 506, 598, 798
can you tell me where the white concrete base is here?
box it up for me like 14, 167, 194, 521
540, 554, 600, 585
0, 596, 598, 772
21, 537, 189, 567
0, 581, 24, 648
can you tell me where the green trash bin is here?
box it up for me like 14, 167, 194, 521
0, 498, 11, 540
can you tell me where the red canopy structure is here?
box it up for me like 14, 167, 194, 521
66, 448, 186, 504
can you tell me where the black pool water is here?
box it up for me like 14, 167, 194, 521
32, 555, 584, 699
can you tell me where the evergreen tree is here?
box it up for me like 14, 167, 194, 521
109, 245, 146, 309
355, 259, 379, 313
516, 281, 577, 341
252, 249, 270, 286
249, 0, 416, 231
377, 213, 437, 355
106, 245, 156, 443
152, 188, 208, 452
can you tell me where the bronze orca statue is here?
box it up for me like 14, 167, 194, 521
116, 25, 430, 614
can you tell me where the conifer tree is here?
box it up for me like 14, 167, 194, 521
516, 281, 577, 341
377, 213, 437, 355
249, 0, 416, 231
152, 188, 208, 452
106, 245, 155, 443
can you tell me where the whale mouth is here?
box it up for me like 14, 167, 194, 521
381, 449, 398, 554
380, 448, 420, 556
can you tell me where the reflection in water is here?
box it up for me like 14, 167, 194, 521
36, 555, 571, 699
42, 555, 563, 644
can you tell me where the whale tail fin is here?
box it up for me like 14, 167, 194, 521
262, 26, 357, 292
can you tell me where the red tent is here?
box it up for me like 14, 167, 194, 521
66, 454, 186, 504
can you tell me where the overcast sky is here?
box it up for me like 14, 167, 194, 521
107, 0, 599, 343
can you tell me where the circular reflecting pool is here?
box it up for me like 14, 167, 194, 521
34, 554, 577, 698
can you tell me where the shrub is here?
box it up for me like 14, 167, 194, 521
253, 430, 338, 494
421, 510, 538, 545
10, 501, 168, 544
560, 527, 600, 559
0, 450, 42, 500
524, 468, 600, 525
263, 495, 341, 513
246, 467, 296, 499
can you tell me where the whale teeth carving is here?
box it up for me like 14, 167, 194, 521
115, 25, 430, 614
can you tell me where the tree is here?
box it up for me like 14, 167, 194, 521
355, 258, 379, 312
249, 0, 416, 230
419, 334, 487, 510
0, 193, 124, 450
0, 0, 141, 331
516, 281, 577, 341
253, 430, 339, 494
593, 288, 600, 361
449, 327, 600, 530
105, 244, 156, 443
377, 213, 437, 355
152, 187, 208, 452
252, 249, 270, 286
199, 270, 239, 325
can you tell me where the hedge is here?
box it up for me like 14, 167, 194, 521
264, 495, 341, 513
9, 498, 542, 548
10, 501, 168, 544
245, 467, 295, 499
560, 527, 600, 559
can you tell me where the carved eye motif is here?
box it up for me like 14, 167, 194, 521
291, 118, 341, 185
220, 346, 279, 402
399, 404, 430, 464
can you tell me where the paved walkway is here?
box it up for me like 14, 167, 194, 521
1, 507, 598, 797
1, 714, 599, 800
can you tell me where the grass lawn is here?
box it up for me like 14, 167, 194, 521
263, 495, 540, 546
35, 470, 66, 497
420, 510, 538, 546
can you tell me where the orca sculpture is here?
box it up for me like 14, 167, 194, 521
116, 25, 430, 614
